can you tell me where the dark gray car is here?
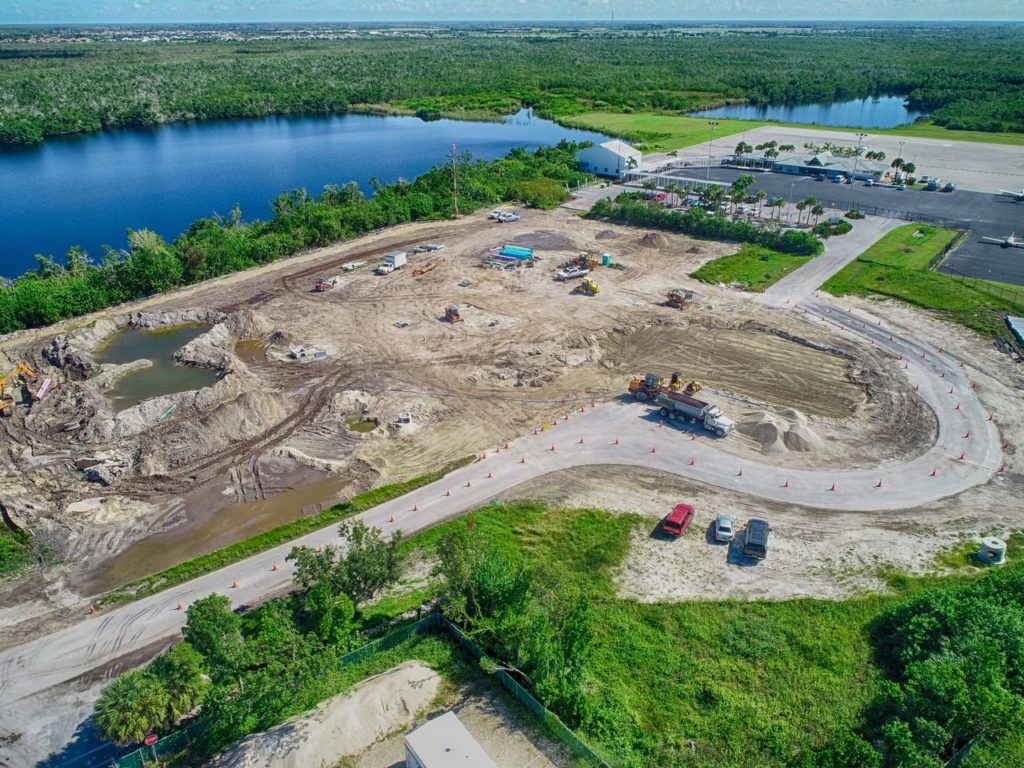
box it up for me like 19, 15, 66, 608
742, 518, 771, 560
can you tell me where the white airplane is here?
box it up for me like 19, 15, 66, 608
997, 188, 1024, 201
980, 232, 1024, 249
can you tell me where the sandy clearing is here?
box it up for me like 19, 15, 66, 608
209, 661, 441, 768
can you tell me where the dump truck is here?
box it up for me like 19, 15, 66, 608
666, 288, 693, 309
655, 389, 734, 437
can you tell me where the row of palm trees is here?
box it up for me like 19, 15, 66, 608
648, 177, 825, 226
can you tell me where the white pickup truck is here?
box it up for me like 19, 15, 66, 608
376, 251, 408, 275
556, 265, 590, 281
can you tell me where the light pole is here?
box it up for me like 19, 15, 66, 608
705, 121, 719, 183
847, 131, 867, 212
788, 182, 796, 224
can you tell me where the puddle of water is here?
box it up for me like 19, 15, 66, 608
95, 325, 219, 411
347, 415, 378, 433
234, 340, 269, 363
89, 473, 353, 593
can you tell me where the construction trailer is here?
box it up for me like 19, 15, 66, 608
405, 711, 497, 768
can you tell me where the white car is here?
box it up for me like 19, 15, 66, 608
496, 212, 520, 223
556, 265, 589, 281
713, 514, 735, 543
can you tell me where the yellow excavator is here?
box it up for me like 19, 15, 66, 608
0, 363, 35, 418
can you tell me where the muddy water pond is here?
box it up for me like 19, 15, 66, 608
88, 473, 353, 593
95, 325, 219, 411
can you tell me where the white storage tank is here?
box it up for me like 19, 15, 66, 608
976, 537, 1007, 565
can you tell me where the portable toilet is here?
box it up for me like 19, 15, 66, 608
601, 253, 612, 267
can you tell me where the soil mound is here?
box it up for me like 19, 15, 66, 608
739, 411, 788, 453
639, 232, 669, 248
596, 229, 617, 241
784, 423, 825, 452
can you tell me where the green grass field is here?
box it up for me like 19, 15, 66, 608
0, 527, 34, 577
408, 502, 882, 767
562, 112, 1024, 152
691, 244, 814, 291
823, 225, 1024, 336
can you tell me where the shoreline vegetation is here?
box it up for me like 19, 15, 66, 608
2, 27, 1023, 146
0, 142, 590, 335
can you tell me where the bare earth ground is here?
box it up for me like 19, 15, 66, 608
0, 206, 1020, 646
347, 680, 570, 768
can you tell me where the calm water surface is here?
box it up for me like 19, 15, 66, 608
95, 325, 219, 411
690, 96, 928, 129
0, 109, 607, 277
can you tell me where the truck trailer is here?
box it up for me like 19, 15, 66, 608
654, 390, 735, 437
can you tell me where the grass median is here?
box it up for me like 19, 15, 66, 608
95, 457, 474, 609
823, 224, 1024, 336
691, 243, 815, 291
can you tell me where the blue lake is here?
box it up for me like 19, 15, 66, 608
689, 96, 928, 130
0, 109, 607, 278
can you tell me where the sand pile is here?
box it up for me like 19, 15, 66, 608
740, 408, 824, 454
639, 232, 669, 248
209, 661, 441, 768
739, 412, 788, 453
595, 229, 617, 241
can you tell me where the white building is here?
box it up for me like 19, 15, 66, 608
404, 711, 497, 768
577, 140, 642, 178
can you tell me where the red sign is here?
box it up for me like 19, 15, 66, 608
143, 734, 158, 746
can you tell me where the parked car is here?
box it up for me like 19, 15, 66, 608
741, 518, 772, 559
713, 514, 735, 543
661, 504, 695, 538
555, 265, 589, 281
496, 212, 520, 223
895, 184, 906, 191
942, 182, 957, 192
864, 178, 874, 187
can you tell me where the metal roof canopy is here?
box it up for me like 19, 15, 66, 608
404, 711, 498, 768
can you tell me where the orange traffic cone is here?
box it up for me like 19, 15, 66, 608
650, 446, 657, 454
504, 441, 510, 449
412, 503, 419, 512
963, 431, 971, 439
177, 602, 184, 611
736, 468, 743, 477
232, 580, 238, 589
828, 482, 837, 492
389, 515, 394, 522
579, 436, 584, 444
88, 604, 96, 616
956, 452, 965, 461
486, 471, 493, 479
688, 457, 696, 466
520, 456, 526, 464
782, 480, 790, 488
466, 480, 472, 488
445, 489, 451, 497
551, 443, 556, 452
272, 562, 279, 571
613, 437, 619, 445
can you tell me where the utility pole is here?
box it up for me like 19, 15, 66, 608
847, 131, 867, 213
451, 143, 459, 219
705, 121, 719, 184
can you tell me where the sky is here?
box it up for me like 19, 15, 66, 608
2, 0, 1022, 24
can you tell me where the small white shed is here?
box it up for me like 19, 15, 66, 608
577, 139, 642, 178
404, 711, 497, 768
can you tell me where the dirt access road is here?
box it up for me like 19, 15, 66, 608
0, 267, 1008, 766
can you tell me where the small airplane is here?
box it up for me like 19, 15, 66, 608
980, 232, 1024, 249
997, 188, 1024, 201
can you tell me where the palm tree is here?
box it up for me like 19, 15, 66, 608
811, 204, 825, 227
901, 162, 916, 178
756, 190, 767, 218
95, 671, 169, 746
665, 182, 681, 207
795, 200, 807, 226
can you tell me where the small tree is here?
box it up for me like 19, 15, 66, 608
289, 520, 403, 615
151, 642, 208, 724
182, 594, 246, 685
95, 670, 169, 746
812, 204, 825, 226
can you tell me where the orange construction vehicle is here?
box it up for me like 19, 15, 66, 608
666, 288, 693, 309
627, 371, 699, 402
0, 363, 35, 417
444, 305, 463, 323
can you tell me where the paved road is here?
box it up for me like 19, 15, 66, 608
0, 224, 1007, 767
761, 216, 903, 301
668, 167, 1024, 286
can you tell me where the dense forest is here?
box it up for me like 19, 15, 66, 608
1, 25, 1023, 145
0, 143, 588, 334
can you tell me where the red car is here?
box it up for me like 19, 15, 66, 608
661, 504, 695, 538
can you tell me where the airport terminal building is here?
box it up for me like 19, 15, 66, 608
729, 150, 890, 180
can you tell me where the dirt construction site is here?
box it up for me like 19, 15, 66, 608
1, 203, 1023, 766
1, 206, 1022, 633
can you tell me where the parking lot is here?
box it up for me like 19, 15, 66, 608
669, 167, 1024, 286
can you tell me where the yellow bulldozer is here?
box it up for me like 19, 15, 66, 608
574, 277, 600, 296
0, 363, 36, 417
